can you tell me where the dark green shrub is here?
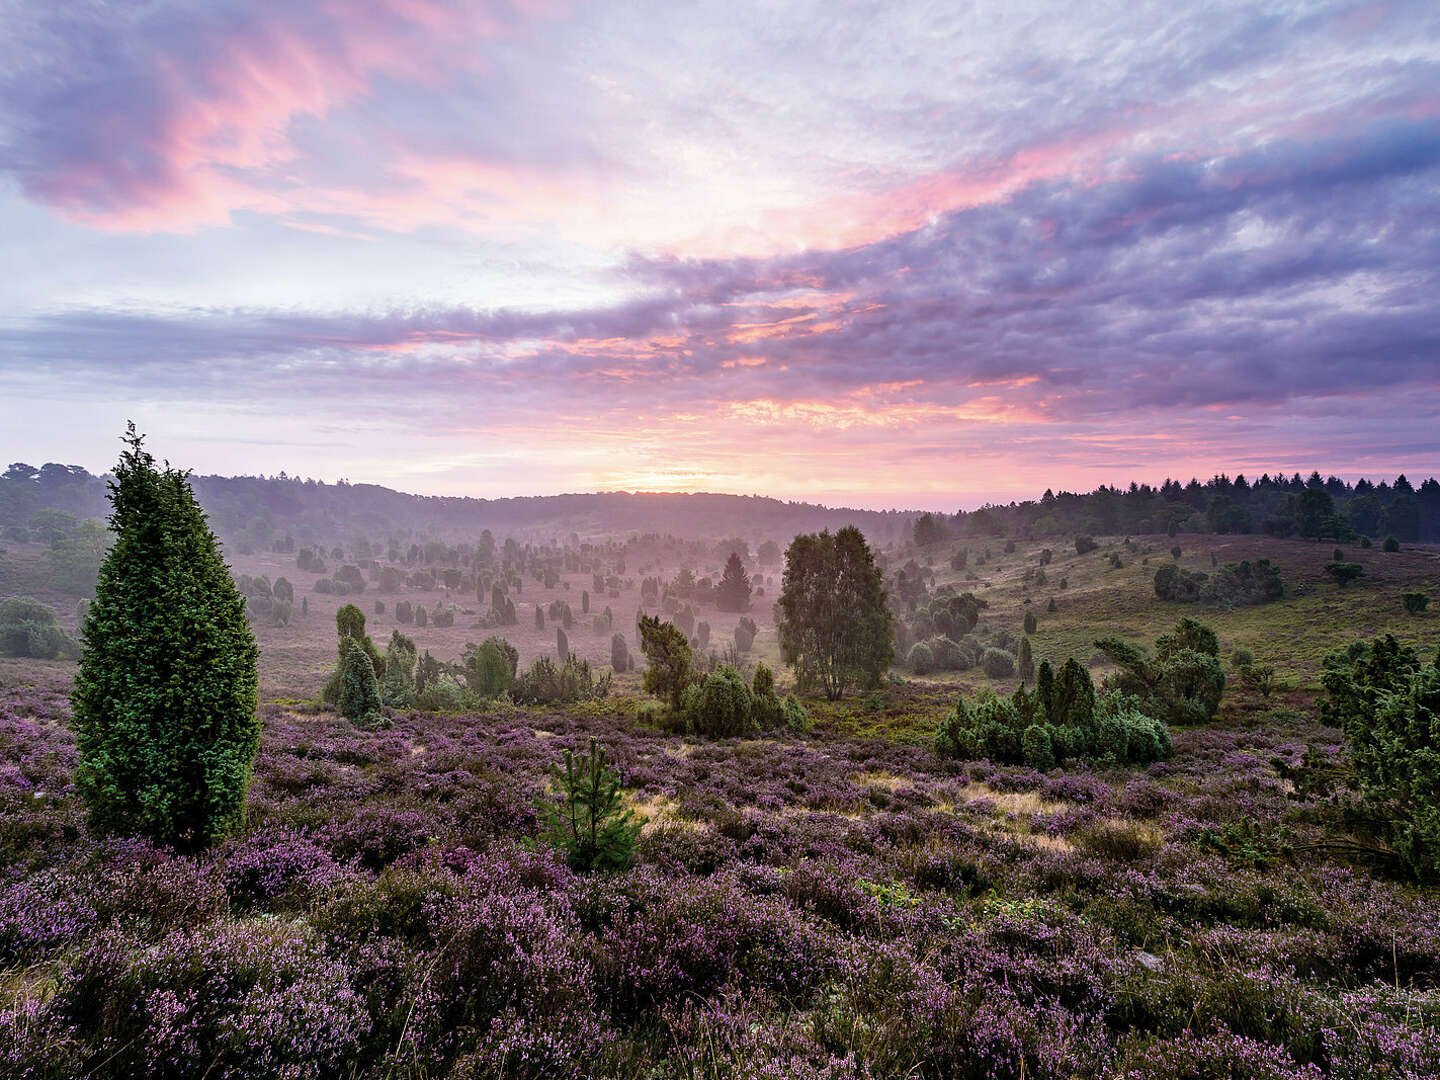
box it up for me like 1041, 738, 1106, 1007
611, 632, 629, 671
1018, 636, 1034, 681
1321, 636, 1440, 881
639, 615, 693, 711
395, 599, 413, 624
1075, 535, 1098, 555
1383, 535, 1400, 552
1047, 597, 1057, 613
1096, 618, 1224, 726
381, 630, 417, 707
338, 638, 385, 728
72, 426, 259, 851
462, 637, 513, 699
557, 626, 569, 661
1023, 610, 1037, 635
0, 596, 78, 659
1402, 593, 1429, 615
686, 665, 754, 737
1021, 724, 1054, 770
1325, 561, 1364, 587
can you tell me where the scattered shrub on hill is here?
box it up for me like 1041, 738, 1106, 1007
1154, 559, 1283, 606
511, 655, 611, 706
540, 737, 639, 873
982, 647, 1016, 678
1325, 561, 1365, 587
1095, 617, 1226, 726
0, 597, 78, 659
395, 599, 413, 625
1023, 610, 1037, 635
72, 426, 260, 852
734, 616, 758, 653
611, 633, 630, 672
1403, 593, 1430, 615
1018, 636, 1034, 681
1321, 635, 1440, 881
1075, 535, 1098, 555
907, 640, 935, 676
1383, 535, 1401, 552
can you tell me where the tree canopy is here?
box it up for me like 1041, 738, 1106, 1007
776, 526, 893, 700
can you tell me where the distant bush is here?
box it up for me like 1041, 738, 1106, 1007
1325, 561, 1365, 587
1403, 592, 1430, 615
1383, 535, 1400, 552
0, 596, 78, 659
611, 632, 630, 671
1023, 610, 1037, 635
511, 655, 611, 706
1075, 535, 1098, 555
907, 641, 935, 676
1154, 559, 1283, 607
1018, 636, 1034, 681
394, 599, 413, 625
982, 647, 1016, 678
734, 615, 758, 653
462, 637, 514, 700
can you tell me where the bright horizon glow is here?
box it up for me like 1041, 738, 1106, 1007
2, 1, 1438, 497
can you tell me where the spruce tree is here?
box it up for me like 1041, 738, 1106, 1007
716, 551, 753, 612
72, 425, 259, 851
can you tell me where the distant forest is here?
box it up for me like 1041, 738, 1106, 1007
919, 472, 1440, 546
2, 463, 1437, 551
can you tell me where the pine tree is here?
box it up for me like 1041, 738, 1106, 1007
540, 737, 639, 873
72, 425, 259, 851
716, 551, 753, 612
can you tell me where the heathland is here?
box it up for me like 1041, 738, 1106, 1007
0, 468, 1438, 1078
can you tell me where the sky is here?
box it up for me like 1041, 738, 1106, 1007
1, 0, 1438, 511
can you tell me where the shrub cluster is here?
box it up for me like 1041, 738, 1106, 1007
935, 657, 1171, 768
1153, 558, 1283, 606
680, 663, 808, 738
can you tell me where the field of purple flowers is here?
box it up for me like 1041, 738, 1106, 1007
1, 668, 1438, 1079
